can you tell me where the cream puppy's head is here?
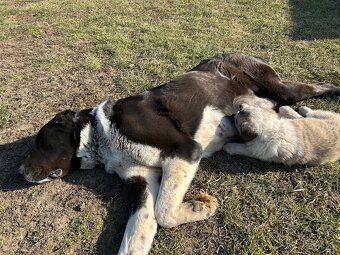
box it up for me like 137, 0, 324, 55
234, 104, 280, 142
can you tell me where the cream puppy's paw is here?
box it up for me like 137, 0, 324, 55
223, 143, 236, 155
298, 106, 313, 117
278, 106, 302, 119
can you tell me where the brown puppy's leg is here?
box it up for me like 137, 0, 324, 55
278, 81, 340, 103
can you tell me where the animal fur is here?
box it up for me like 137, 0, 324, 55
224, 105, 340, 165
19, 53, 340, 254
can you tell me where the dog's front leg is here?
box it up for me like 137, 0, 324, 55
116, 165, 161, 255
155, 157, 218, 228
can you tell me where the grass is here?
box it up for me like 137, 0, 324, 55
79, 54, 102, 71
0, 0, 339, 254
0, 103, 9, 128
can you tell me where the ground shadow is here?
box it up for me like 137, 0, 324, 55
200, 151, 308, 176
0, 137, 128, 254
289, 0, 340, 40
0, 136, 306, 254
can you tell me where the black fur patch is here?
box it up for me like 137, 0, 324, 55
126, 176, 148, 214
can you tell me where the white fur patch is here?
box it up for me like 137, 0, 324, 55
78, 101, 162, 175
36, 177, 52, 184
77, 123, 96, 169
118, 170, 160, 255
194, 106, 237, 157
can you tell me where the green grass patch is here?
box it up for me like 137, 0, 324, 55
25, 23, 46, 37
79, 54, 102, 71
32, 54, 66, 71
69, 215, 103, 243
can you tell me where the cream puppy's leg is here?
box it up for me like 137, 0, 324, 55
298, 106, 338, 119
279, 106, 303, 119
155, 157, 218, 228
223, 143, 255, 157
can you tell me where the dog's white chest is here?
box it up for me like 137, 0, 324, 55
195, 106, 237, 157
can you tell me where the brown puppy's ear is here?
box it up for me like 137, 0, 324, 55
240, 126, 257, 142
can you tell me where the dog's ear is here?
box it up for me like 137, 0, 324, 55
73, 108, 93, 124
54, 113, 66, 124
102, 98, 116, 119
240, 126, 257, 142
54, 110, 75, 124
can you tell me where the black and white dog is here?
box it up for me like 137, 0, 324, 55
19, 53, 339, 254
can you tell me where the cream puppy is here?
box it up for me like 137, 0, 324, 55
223, 104, 340, 165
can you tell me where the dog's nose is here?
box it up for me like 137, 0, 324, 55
18, 165, 25, 174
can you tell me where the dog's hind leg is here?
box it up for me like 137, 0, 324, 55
219, 53, 339, 103
116, 165, 161, 255
278, 81, 340, 103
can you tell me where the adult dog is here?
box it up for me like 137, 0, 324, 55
19, 53, 339, 254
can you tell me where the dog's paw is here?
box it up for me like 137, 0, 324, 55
317, 82, 340, 96
298, 106, 313, 117
190, 192, 218, 217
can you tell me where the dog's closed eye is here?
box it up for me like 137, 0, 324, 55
49, 169, 63, 178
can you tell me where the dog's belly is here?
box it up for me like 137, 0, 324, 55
195, 106, 237, 157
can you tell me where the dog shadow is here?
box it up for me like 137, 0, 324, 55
0, 136, 129, 254
0, 136, 306, 254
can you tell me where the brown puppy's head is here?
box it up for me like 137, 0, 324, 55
234, 104, 279, 142
19, 109, 91, 183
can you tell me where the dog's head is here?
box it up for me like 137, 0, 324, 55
19, 109, 92, 183
234, 104, 279, 142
